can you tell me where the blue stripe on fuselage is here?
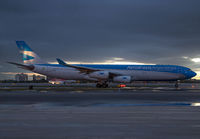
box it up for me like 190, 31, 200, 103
35, 64, 189, 74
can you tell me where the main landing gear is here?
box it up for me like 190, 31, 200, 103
175, 80, 179, 88
96, 82, 108, 88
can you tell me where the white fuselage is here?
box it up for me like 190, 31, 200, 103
32, 65, 186, 81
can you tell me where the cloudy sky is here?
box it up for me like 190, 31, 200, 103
1, 0, 200, 79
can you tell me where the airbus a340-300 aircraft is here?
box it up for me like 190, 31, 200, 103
9, 41, 197, 88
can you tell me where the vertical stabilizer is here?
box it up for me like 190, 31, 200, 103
16, 41, 47, 65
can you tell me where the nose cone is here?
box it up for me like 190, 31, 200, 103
192, 71, 197, 78
187, 71, 197, 79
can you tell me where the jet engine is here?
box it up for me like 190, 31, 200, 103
88, 71, 109, 80
113, 76, 132, 83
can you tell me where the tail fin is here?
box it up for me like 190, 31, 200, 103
16, 41, 47, 65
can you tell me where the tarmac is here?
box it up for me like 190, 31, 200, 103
1, 84, 200, 139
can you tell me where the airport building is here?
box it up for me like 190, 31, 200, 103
15, 73, 28, 81
32, 75, 46, 81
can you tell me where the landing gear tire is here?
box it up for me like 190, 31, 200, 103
102, 83, 108, 88
96, 83, 102, 88
175, 81, 179, 88
96, 82, 108, 88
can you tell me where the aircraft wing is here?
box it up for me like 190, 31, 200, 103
56, 58, 100, 74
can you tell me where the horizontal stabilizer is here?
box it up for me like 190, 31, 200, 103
7, 62, 34, 71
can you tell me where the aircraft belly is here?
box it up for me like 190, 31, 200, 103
33, 66, 95, 80
47, 69, 85, 80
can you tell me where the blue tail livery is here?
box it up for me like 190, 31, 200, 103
16, 41, 47, 65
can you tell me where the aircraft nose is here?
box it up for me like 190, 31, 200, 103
192, 71, 197, 77
189, 70, 197, 78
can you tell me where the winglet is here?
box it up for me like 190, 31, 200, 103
56, 58, 68, 66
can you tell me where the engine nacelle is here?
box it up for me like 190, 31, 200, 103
113, 76, 132, 83
89, 71, 109, 80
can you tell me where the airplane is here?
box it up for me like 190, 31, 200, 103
8, 41, 197, 88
